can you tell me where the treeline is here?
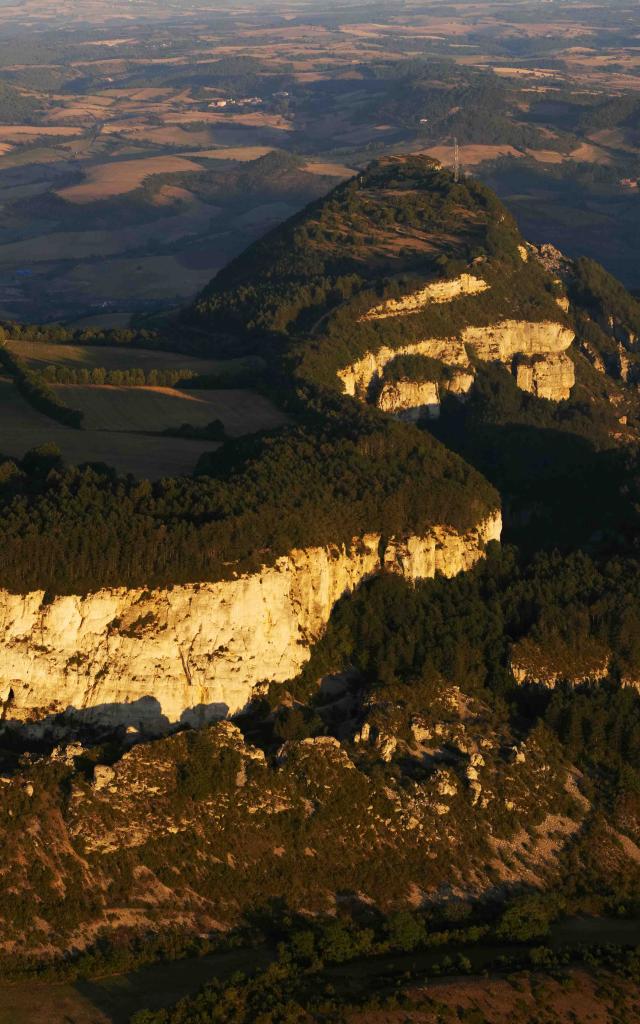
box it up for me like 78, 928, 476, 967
162, 419, 226, 442
429, 359, 630, 553
383, 353, 458, 384
0, 321, 162, 349
129, 910, 640, 1024
0, 80, 41, 124
579, 95, 640, 132
294, 542, 640, 784
571, 257, 640, 340
0, 407, 496, 594
0, 345, 83, 429
40, 365, 198, 388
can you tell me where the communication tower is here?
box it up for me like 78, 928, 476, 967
453, 137, 460, 183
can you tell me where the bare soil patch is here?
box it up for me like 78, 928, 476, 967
569, 142, 613, 164
527, 148, 567, 164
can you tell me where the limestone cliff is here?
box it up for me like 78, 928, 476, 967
0, 512, 501, 732
514, 352, 575, 401
461, 320, 574, 362
338, 320, 575, 407
360, 274, 488, 321
376, 371, 475, 420
337, 337, 469, 399
377, 379, 441, 421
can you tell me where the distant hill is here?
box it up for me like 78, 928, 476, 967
0, 78, 41, 123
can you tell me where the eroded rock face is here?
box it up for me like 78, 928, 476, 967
461, 320, 574, 362
0, 513, 501, 732
377, 379, 440, 421
360, 274, 489, 321
337, 338, 468, 399
338, 321, 575, 404
377, 371, 475, 421
511, 637, 609, 688
514, 352, 575, 401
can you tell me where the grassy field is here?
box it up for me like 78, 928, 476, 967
54, 384, 289, 436
0, 379, 220, 478
56, 155, 206, 204
186, 146, 274, 161
5, 342, 236, 375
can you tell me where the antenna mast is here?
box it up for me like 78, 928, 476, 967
453, 136, 460, 183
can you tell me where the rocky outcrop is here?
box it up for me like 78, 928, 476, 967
338, 320, 575, 404
360, 274, 488, 321
511, 636, 609, 688
461, 320, 574, 362
514, 352, 575, 401
0, 512, 501, 733
377, 379, 440, 420
377, 371, 475, 420
337, 338, 468, 399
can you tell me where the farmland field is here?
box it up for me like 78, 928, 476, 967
53, 383, 289, 436
0, 0, 638, 317
56, 155, 207, 204
5, 341, 243, 375
0, 378, 220, 478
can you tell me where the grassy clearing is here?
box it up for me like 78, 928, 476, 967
53, 384, 289, 436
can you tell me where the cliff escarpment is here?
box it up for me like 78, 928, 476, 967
6, 155, 638, 739
337, 318, 576, 413
0, 513, 501, 731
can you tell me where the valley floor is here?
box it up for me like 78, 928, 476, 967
3, 917, 639, 1024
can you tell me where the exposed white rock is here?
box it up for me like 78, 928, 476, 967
514, 352, 575, 401
446, 370, 475, 397
360, 274, 489, 321
355, 722, 371, 744
377, 379, 440, 421
376, 370, 475, 421
461, 320, 574, 362
469, 781, 482, 806
375, 733, 398, 762
93, 765, 116, 791
0, 513, 501, 732
338, 321, 575, 405
435, 769, 458, 798
338, 337, 469, 399
511, 645, 609, 688
411, 720, 432, 745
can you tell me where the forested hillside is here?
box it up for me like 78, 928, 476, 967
2, 156, 640, 1000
